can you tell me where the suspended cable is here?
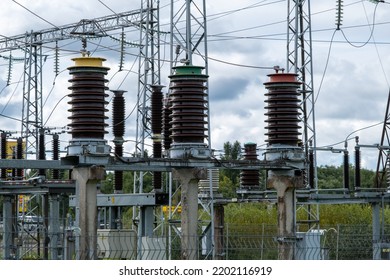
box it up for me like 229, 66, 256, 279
361, 0, 390, 88
206, 55, 275, 70
0, 112, 23, 122
339, 1, 380, 48
42, 68, 67, 108
314, 29, 338, 105
11, 0, 59, 29
43, 95, 67, 126
317, 120, 384, 149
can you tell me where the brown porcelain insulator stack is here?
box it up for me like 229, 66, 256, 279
169, 66, 208, 145
162, 96, 172, 152
52, 134, 60, 180
112, 90, 126, 192
67, 57, 109, 140
16, 137, 23, 179
112, 90, 125, 138
264, 72, 301, 146
38, 129, 46, 176
240, 142, 260, 190
151, 85, 164, 191
1, 133, 6, 179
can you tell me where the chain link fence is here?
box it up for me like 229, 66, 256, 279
1, 219, 390, 260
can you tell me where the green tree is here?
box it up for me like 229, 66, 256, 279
219, 140, 242, 198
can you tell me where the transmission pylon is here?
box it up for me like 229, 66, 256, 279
22, 32, 44, 160
287, 0, 319, 230
169, 0, 215, 259
132, 0, 163, 259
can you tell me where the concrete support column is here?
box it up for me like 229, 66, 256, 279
214, 204, 225, 260
73, 166, 105, 260
2, 195, 13, 259
137, 206, 155, 259
49, 194, 60, 260
372, 203, 381, 260
268, 174, 299, 260
173, 168, 204, 260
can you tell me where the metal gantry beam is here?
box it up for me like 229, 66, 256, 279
287, 0, 316, 185
1, 9, 147, 159
170, 0, 208, 69
0, 9, 146, 53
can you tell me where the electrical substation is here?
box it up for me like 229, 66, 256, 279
1, 0, 390, 260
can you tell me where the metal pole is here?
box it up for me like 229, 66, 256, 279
2, 196, 13, 259
49, 194, 60, 260
173, 168, 203, 260
372, 203, 381, 260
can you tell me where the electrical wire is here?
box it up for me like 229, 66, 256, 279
0, 71, 24, 115
314, 29, 338, 105
205, 55, 275, 70
43, 95, 67, 127
317, 120, 384, 149
339, 1, 380, 48
42, 69, 67, 108
0, 112, 22, 122
2, 1, 390, 134
361, 0, 390, 88
11, 0, 59, 29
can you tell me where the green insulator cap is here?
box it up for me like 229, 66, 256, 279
170, 65, 209, 78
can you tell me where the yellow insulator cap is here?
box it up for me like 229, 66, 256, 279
71, 56, 107, 67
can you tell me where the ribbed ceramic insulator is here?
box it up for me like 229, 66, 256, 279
162, 97, 172, 151
1, 133, 7, 179
169, 66, 208, 144
67, 57, 109, 139
112, 90, 125, 138
16, 137, 23, 179
52, 134, 60, 180
240, 143, 260, 189
151, 85, 163, 135
264, 73, 301, 146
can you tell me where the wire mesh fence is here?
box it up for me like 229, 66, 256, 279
1, 220, 390, 260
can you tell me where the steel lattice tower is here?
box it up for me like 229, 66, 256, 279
0, 9, 146, 160
132, 1, 162, 259
22, 32, 44, 159
376, 89, 390, 189
133, 0, 161, 195
169, 0, 215, 259
287, 0, 319, 230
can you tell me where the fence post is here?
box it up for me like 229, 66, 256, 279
336, 224, 340, 260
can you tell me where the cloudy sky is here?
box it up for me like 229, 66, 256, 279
0, 0, 390, 170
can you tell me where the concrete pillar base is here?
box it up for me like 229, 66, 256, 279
173, 168, 205, 260
73, 166, 105, 260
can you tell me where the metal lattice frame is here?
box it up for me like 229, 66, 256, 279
22, 33, 43, 158
169, 0, 215, 258
375, 89, 390, 188
0, 9, 146, 158
287, 0, 319, 229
